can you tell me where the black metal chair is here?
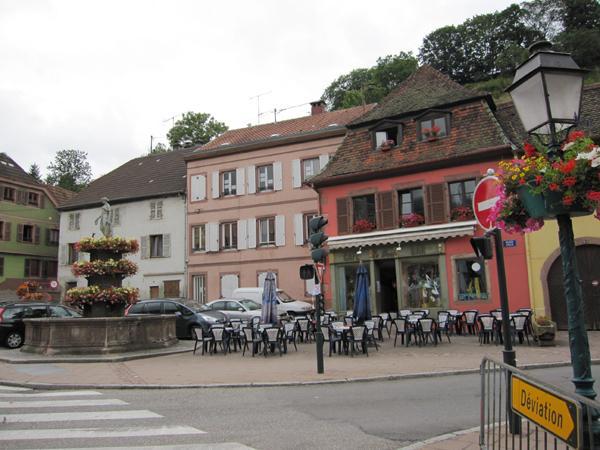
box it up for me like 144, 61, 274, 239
364, 320, 379, 351
192, 326, 213, 355
263, 327, 284, 357
463, 310, 479, 335
324, 325, 342, 356
393, 318, 407, 347
347, 325, 368, 357
417, 318, 436, 346
436, 312, 452, 343
241, 327, 262, 357
478, 314, 495, 345
209, 326, 228, 355
282, 322, 297, 351
296, 318, 311, 343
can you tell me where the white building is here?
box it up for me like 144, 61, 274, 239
57, 149, 193, 299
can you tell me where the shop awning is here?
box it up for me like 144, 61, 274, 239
327, 221, 477, 250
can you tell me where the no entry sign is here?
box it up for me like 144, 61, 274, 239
473, 176, 501, 231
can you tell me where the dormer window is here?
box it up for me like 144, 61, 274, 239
371, 120, 402, 150
417, 113, 450, 141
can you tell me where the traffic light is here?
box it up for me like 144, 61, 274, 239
309, 216, 328, 264
317, 295, 326, 316
470, 236, 494, 260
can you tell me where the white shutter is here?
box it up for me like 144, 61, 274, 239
191, 174, 206, 201
292, 159, 302, 188
236, 168, 245, 195
273, 161, 283, 191
319, 154, 330, 172
275, 215, 285, 247
247, 217, 256, 248
60, 245, 68, 266
211, 171, 220, 199
247, 166, 256, 194
237, 220, 247, 250
141, 236, 149, 259
208, 222, 219, 252
305, 277, 316, 296
221, 274, 239, 298
293, 213, 304, 246
162, 233, 171, 258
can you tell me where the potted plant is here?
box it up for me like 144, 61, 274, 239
450, 205, 474, 221
352, 219, 376, 233
531, 315, 556, 346
399, 213, 425, 228
379, 139, 395, 152
422, 125, 441, 141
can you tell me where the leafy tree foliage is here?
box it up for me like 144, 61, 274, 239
520, 0, 565, 41
28, 163, 42, 182
321, 53, 418, 110
167, 112, 228, 149
149, 142, 170, 154
45, 149, 92, 192
555, 0, 600, 69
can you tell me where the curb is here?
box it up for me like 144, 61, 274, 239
0, 347, 193, 364
399, 426, 480, 450
1, 360, 596, 390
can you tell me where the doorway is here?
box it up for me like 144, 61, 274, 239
376, 259, 398, 314
548, 244, 600, 330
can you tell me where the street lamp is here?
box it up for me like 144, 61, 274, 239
507, 41, 599, 439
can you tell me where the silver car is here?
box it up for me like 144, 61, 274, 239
204, 298, 262, 321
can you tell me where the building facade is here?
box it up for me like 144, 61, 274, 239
185, 102, 373, 303
58, 149, 192, 300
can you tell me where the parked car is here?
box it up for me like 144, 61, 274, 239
0, 302, 82, 349
231, 288, 313, 316
124, 299, 226, 338
204, 298, 262, 321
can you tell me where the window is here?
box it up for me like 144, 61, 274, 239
192, 274, 207, 303
42, 260, 58, 278
352, 194, 376, 231
456, 258, 488, 301
150, 234, 164, 257
302, 158, 320, 182
3, 187, 15, 202
220, 222, 237, 249
47, 229, 59, 245
0, 221, 4, 240
374, 124, 401, 148
404, 261, 441, 309
150, 201, 163, 220
111, 208, 120, 226
221, 170, 237, 196
419, 116, 448, 141
258, 217, 275, 246
449, 179, 476, 220
398, 188, 425, 226
21, 224, 34, 243
68, 213, 80, 231
303, 212, 319, 243
163, 302, 178, 314
68, 243, 79, 264
0, 257, 3, 276
257, 164, 274, 192
27, 192, 39, 206
191, 224, 206, 252
24, 259, 41, 277
220, 273, 239, 297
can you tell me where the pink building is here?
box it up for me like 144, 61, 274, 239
185, 102, 373, 302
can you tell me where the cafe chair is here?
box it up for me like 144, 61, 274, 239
436, 313, 452, 344
510, 315, 530, 345
209, 326, 229, 355
242, 327, 262, 357
296, 318, 312, 343
283, 322, 298, 351
263, 327, 284, 357
478, 314, 495, 345
347, 325, 368, 357
371, 315, 385, 341
463, 310, 479, 335
364, 320, 379, 351
192, 326, 213, 356
417, 318, 436, 346
393, 318, 407, 347
324, 325, 342, 356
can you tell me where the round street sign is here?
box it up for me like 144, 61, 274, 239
473, 176, 501, 231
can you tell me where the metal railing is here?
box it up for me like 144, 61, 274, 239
480, 357, 600, 449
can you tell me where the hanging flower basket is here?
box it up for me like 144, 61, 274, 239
516, 185, 547, 219
72, 259, 138, 277
65, 286, 139, 309
76, 237, 139, 255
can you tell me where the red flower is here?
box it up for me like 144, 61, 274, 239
535, 175, 543, 185
518, 178, 526, 185
549, 183, 559, 191
523, 142, 537, 157
566, 130, 585, 143
563, 195, 574, 206
562, 177, 577, 187
559, 160, 576, 174
586, 191, 600, 202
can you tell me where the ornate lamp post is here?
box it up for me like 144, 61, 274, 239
507, 41, 599, 440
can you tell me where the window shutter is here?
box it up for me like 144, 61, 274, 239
246, 217, 256, 248
17, 190, 26, 204
3, 222, 10, 241
191, 174, 206, 201
208, 222, 219, 252
211, 171, 220, 199
337, 198, 350, 234
140, 236, 149, 259
275, 215, 285, 246
292, 159, 301, 188
237, 220, 247, 250
247, 166, 256, 194
17, 224, 24, 242
426, 183, 447, 224
33, 225, 40, 244
236, 168, 245, 195
220, 274, 239, 298
273, 161, 283, 191
377, 191, 395, 230
293, 213, 304, 246
24, 259, 30, 277
75, 213, 80, 230
162, 234, 171, 258
69, 214, 74, 230
60, 245, 68, 265
319, 154, 330, 172
39, 195, 45, 209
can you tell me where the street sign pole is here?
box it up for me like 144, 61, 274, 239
314, 270, 324, 374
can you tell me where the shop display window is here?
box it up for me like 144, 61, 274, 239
455, 258, 488, 301
404, 261, 441, 308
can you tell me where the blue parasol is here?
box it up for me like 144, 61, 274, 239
352, 263, 372, 324
261, 272, 278, 324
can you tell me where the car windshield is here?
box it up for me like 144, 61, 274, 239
196, 305, 211, 312
238, 299, 261, 310
277, 291, 294, 303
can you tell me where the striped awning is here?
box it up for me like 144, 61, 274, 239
327, 220, 477, 250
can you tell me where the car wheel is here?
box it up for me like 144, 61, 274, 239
5, 331, 23, 349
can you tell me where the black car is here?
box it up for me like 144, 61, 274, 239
124, 299, 227, 338
0, 303, 82, 349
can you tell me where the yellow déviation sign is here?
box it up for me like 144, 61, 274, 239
512, 374, 579, 448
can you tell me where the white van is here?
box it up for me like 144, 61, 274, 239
231, 288, 313, 316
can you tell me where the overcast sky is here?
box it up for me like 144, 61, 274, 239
0, 0, 515, 180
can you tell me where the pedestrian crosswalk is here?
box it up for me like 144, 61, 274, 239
0, 384, 254, 449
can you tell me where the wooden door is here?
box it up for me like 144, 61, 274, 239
163, 280, 180, 298
149, 286, 160, 299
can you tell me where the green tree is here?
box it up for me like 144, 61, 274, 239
321, 53, 417, 110
555, 0, 600, 68
28, 163, 42, 182
149, 142, 170, 154
167, 112, 228, 149
45, 149, 92, 192
520, 0, 565, 40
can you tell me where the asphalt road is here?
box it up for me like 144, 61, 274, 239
0, 366, 585, 449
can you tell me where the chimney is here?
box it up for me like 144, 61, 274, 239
310, 100, 326, 116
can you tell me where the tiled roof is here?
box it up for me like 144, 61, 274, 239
349, 65, 486, 126
45, 184, 77, 207
198, 104, 375, 152
311, 100, 511, 187
0, 153, 40, 186
495, 83, 600, 145
60, 149, 195, 210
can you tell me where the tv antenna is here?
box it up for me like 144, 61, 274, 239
259, 102, 309, 123
249, 91, 271, 124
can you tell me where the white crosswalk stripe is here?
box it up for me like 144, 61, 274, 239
0, 398, 128, 408
0, 425, 206, 440
0, 389, 103, 398
1, 410, 162, 423
0, 385, 31, 392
